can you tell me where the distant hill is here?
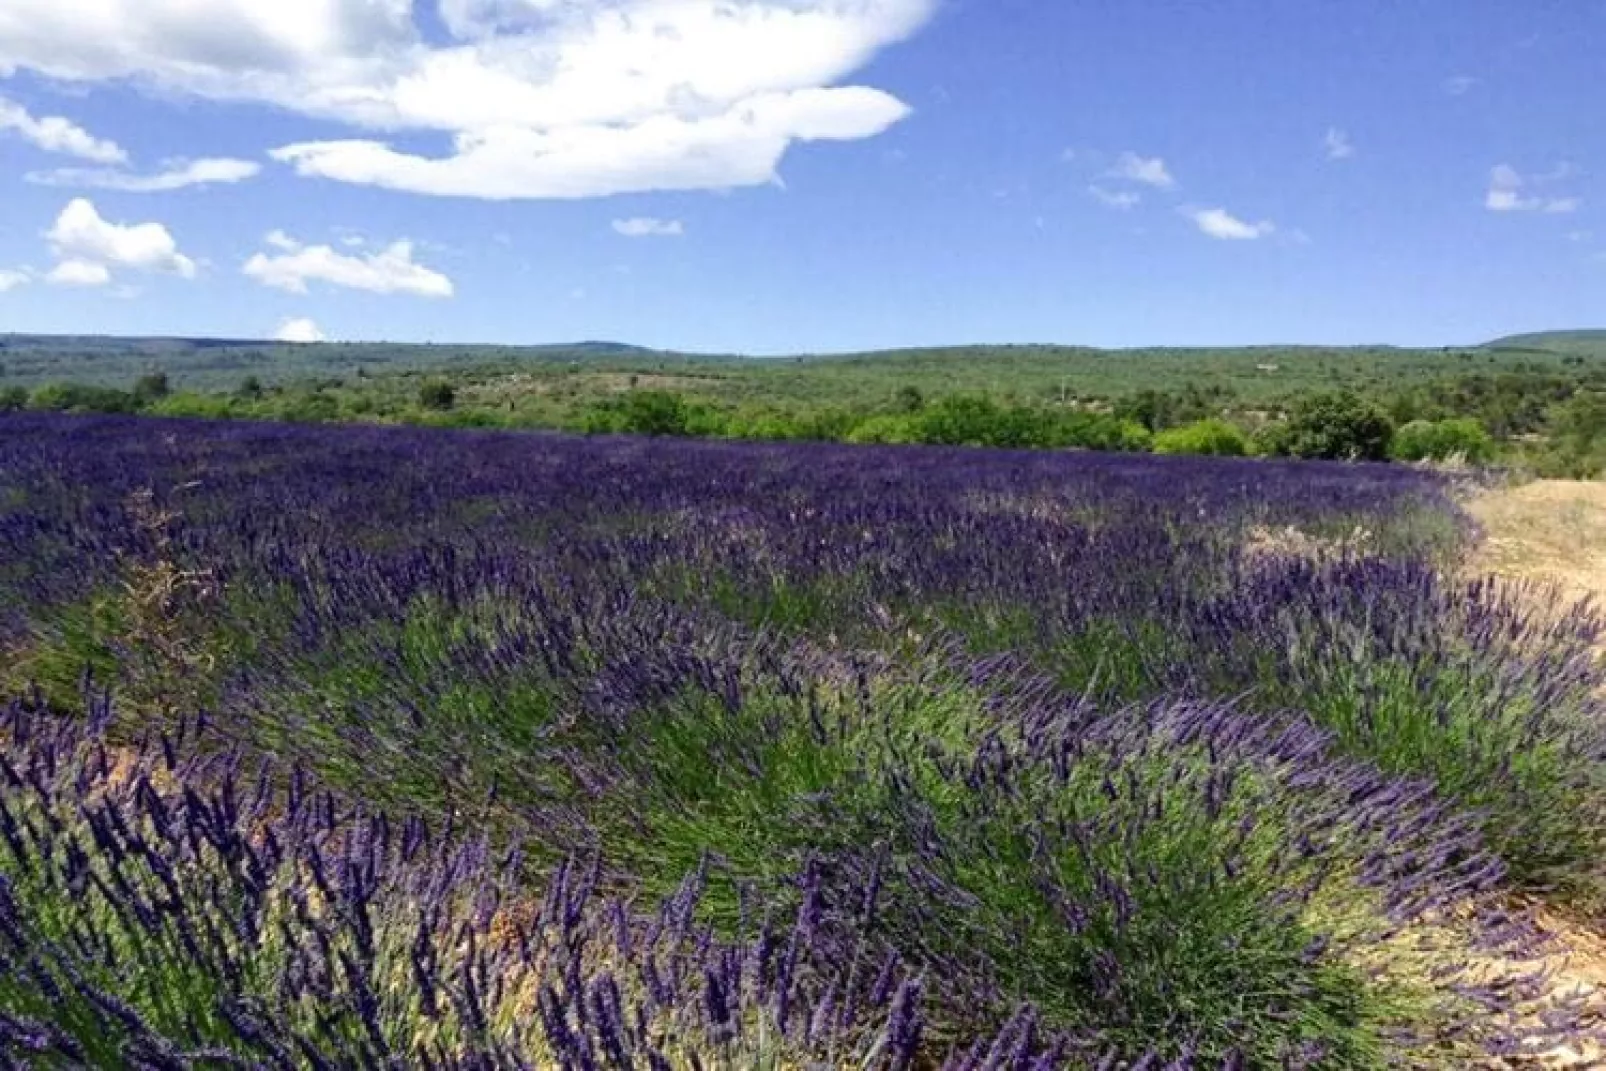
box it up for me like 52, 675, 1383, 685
5, 330, 1606, 402
1481, 330, 1606, 359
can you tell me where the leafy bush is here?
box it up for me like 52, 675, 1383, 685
132, 371, 171, 404
1390, 418, 1495, 463
1262, 392, 1394, 461
0, 386, 26, 412
418, 378, 457, 410
846, 413, 921, 444
26, 382, 137, 414
1153, 418, 1249, 457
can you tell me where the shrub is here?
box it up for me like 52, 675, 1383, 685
1265, 392, 1394, 461
1390, 418, 1495, 463
0, 385, 26, 412
132, 371, 171, 404
419, 378, 457, 410
846, 413, 921, 444
1153, 418, 1249, 457
26, 382, 137, 414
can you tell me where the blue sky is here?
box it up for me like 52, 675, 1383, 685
0, 0, 1599, 353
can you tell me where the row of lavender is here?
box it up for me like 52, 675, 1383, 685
0, 413, 1602, 1066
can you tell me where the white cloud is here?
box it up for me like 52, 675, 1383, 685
0, 94, 126, 162
612, 217, 684, 237
1109, 151, 1174, 189
1088, 185, 1140, 210
243, 232, 453, 297
1486, 163, 1581, 213
46, 260, 112, 287
1184, 207, 1275, 241
271, 86, 910, 199
0, 0, 934, 200
1442, 75, 1477, 96
27, 157, 260, 191
275, 316, 326, 343
44, 198, 196, 286
0, 268, 30, 292
1323, 127, 1353, 160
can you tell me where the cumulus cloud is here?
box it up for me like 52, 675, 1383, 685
1323, 127, 1353, 160
275, 316, 327, 343
1088, 185, 1140, 210
1109, 151, 1174, 189
1184, 207, 1275, 241
43, 198, 196, 287
0, 268, 30, 292
0, 0, 934, 200
0, 94, 126, 162
243, 232, 453, 297
1486, 164, 1580, 213
27, 157, 261, 192
612, 217, 684, 237
46, 259, 112, 286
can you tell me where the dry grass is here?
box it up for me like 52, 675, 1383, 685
1465, 480, 1606, 605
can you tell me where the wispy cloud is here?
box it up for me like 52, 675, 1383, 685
1486, 163, 1581, 213
1323, 127, 1354, 160
1442, 75, 1477, 96
28, 158, 260, 192
0, 95, 126, 163
0, 268, 31, 293
612, 217, 685, 238
1109, 151, 1175, 189
1183, 206, 1275, 241
1088, 185, 1141, 210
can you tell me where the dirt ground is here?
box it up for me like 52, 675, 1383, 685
1466, 480, 1606, 605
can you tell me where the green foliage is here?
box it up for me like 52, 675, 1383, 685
1152, 418, 1249, 457
581, 389, 692, 436
0, 386, 27, 412
845, 413, 920, 444
26, 382, 137, 414
418, 378, 456, 410
1389, 418, 1494, 463
237, 375, 264, 400
146, 393, 239, 419
132, 371, 171, 404
1264, 392, 1394, 461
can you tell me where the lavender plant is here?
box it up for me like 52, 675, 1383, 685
1, 412, 1601, 1065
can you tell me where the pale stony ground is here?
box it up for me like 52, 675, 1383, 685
1464, 480, 1606, 1066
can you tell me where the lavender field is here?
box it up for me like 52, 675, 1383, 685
2, 413, 1605, 1068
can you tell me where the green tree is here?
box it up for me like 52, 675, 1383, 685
1266, 392, 1394, 461
419, 379, 457, 411
1389, 418, 1494, 463
1153, 419, 1249, 457
132, 371, 171, 405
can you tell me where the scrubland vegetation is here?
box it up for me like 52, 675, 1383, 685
6, 329, 1606, 473
2, 413, 1604, 1066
